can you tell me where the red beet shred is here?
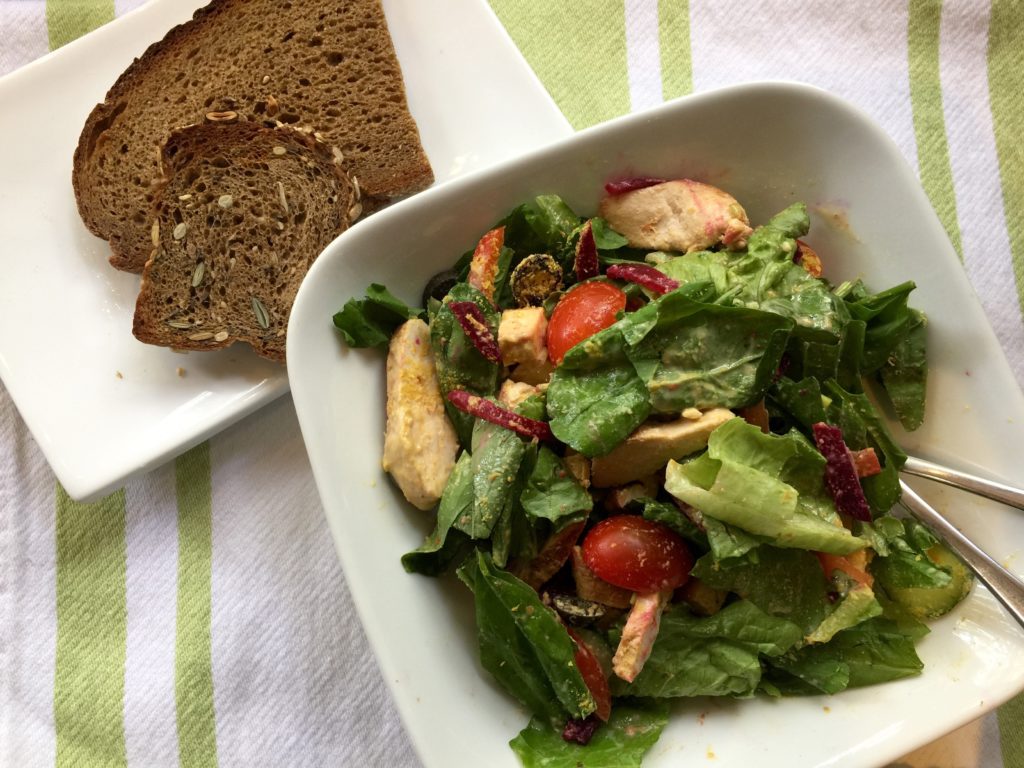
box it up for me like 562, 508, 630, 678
447, 390, 553, 442
812, 422, 873, 522
605, 263, 680, 295
603, 177, 667, 196
448, 301, 502, 364
574, 220, 600, 280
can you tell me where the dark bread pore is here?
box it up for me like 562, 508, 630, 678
132, 121, 355, 363
74, 0, 432, 272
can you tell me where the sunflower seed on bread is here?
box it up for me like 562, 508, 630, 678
132, 121, 355, 363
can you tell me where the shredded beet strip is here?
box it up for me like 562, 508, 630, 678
448, 301, 502, 364
603, 177, 666, 196
447, 390, 553, 442
605, 263, 680, 295
574, 220, 600, 280
812, 422, 873, 522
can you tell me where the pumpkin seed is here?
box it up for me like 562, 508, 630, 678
251, 297, 270, 329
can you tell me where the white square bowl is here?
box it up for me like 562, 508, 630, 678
287, 81, 1024, 768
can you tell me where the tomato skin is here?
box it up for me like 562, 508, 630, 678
567, 628, 611, 721
547, 282, 627, 364
581, 515, 693, 593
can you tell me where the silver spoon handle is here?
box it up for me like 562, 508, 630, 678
899, 480, 1024, 630
902, 456, 1024, 511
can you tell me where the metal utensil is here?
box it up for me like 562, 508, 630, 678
899, 479, 1024, 630
903, 456, 1024, 511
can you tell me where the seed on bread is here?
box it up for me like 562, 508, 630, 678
132, 121, 354, 362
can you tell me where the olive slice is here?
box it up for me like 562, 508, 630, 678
421, 268, 460, 306
511, 253, 563, 307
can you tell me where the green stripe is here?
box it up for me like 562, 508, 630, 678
907, 0, 962, 257
992, 5, 1024, 753
175, 443, 219, 768
988, 0, 1024, 316
658, 0, 692, 100
46, 0, 114, 50
489, 0, 630, 128
49, 7, 127, 767
1000, 691, 1024, 768
54, 486, 128, 768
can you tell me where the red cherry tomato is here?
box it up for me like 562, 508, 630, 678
581, 515, 693, 593
567, 628, 611, 721
547, 282, 627, 364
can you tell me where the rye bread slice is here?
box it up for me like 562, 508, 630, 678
74, 0, 432, 272
132, 120, 355, 363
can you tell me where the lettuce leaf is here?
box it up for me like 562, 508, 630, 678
691, 546, 832, 635
429, 283, 501, 445
332, 283, 424, 348
612, 601, 803, 698
665, 419, 866, 555
457, 551, 596, 721
509, 699, 668, 768
766, 617, 924, 694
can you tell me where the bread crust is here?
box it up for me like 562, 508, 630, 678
73, 0, 432, 272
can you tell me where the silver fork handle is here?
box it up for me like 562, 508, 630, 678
903, 456, 1024, 511
899, 480, 1024, 630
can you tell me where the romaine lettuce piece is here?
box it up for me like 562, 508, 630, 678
665, 419, 866, 555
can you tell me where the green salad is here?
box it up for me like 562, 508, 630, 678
335, 178, 971, 767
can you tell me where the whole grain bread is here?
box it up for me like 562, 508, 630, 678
132, 120, 355, 362
74, 0, 432, 272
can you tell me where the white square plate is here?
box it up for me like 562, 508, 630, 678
288, 82, 1024, 767
0, 0, 570, 502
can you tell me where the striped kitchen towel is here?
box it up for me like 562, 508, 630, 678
1, 1, 1022, 767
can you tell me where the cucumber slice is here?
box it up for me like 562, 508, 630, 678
882, 543, 973, 620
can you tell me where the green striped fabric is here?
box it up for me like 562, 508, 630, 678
988, 4, 1024, 763
988, 0, 1024, 318
174, 444, 218, 768
907, 0, 962, 257
54, 485, 128, 768
489, 1, 629, 128
659, 0, 692, 101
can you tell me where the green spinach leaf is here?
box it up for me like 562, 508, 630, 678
510, 699, 669, 768
457, 551, 596, 721
333, 283, 424, 348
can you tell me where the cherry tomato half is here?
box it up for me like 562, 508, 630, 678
547, 282, 627, 364
581, 515, 693, 593
567, 628, 611, 722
